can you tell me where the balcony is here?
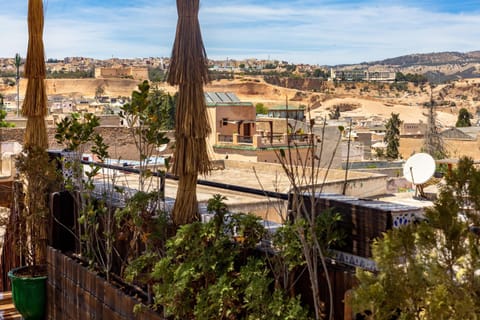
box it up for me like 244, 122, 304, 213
216, 132, 312, 149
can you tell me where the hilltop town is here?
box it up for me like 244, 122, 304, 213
2, 52, 480, 162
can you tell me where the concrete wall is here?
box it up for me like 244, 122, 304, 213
399, 136, 480, 160
224, 160, 388, 197
95, 67, 148, 81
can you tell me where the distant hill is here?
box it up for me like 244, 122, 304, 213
369, 51, 480, 67
335, 50, 480, 83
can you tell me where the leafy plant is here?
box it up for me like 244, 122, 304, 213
119, 81, 171, 192
0, 94, 14, 127
14, 146, 59, 273
353, 156, 480, 319
55, 112, 117, 280
274, 113, 345, 320
150, 211, 311, 319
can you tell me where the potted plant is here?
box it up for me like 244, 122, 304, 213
8, 146, 58, 320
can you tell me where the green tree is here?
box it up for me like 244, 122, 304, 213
456, 107, 472, 127
329, 106, 340, 120
149, 86, 176, 130
119, 81, 170, 191
313, 68, 328, 78
384, 113, 401, 159
148, 67, 167, 82
353, 157, 480, 319
0, 94, 14, 127
255, 103, 268, 115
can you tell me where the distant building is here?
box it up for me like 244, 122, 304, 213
267, 105, 305, 121
330, 69, 396, 82
400, 122, 427, 136
94, 66, 148, 81
205, 92, 256, 147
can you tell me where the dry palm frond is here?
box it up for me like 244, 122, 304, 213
24, 116, 48, 150
168, 0, 212, 225
23, 0, 48, 149
22, 78, 47, 118
24, 0, 46, 80
167, 0, 209, 86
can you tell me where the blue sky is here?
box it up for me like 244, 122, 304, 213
1, 0, 480, 65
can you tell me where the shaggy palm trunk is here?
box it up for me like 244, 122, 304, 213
168, 0, 211, 225
22, 0, 49, 265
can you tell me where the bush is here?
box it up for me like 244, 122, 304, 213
150, 213, 311, 319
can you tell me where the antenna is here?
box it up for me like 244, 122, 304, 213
157, 144, 168, 153
403, 153, 435, 199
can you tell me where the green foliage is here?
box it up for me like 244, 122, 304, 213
255, 103, 269, 115
0, 109, 14, 127
264, 63, 277, 69
313, 69, 328, 78
55, 112, 101, 151
389, 82, 408, 91
120, 81, 173, 139
353, 156, 480, 319
150, 210, 311, 319
55, 112, 114, 275
46, 69, 94, 79
329, 106, 340, 120
15, 146, 59, 268
149, 86, 176, 130
456, 107, 472, 127
148, 67, 167, 82
395, 72, 428, 85
384, 113, 401, 159
0, 95, 14, 127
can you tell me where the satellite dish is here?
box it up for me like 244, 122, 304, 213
157, 144, 168, 152
403, 153, 435, 185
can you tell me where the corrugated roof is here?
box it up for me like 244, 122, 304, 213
205, 92, 252, 106
268, 105, 305, 111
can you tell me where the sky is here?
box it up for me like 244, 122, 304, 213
1, 0, 480, 65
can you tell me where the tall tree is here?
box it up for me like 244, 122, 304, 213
423, 86, 447, 159
456, 107, 472, 127
15, 53, 21, 117
167, 0, 211, 225
384, 112, 401, 159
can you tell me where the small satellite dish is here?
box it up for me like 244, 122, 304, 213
157, 144, 168, 152
403, 153, 435, 185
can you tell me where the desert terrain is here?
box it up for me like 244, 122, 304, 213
4, 75, 480, 134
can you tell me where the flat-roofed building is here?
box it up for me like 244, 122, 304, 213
94, 66, 148, 81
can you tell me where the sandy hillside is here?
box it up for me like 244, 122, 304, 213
315, 97, 457, 126
1, 76, 473, 128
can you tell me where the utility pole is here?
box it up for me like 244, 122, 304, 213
15, 53, 21, 117
342, 119, 353, 195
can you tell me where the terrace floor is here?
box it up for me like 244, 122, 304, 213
0, 292, 20, 320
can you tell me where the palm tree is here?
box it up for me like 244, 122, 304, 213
167, 0, 211, 225
15, 53, 21, 117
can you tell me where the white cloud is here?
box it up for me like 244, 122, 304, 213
2, 1, 480, 65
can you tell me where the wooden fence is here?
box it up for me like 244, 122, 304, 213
46, 247, 162, 320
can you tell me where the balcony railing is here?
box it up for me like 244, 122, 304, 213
218, 134, 233, 143
238, 135, 253, 144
